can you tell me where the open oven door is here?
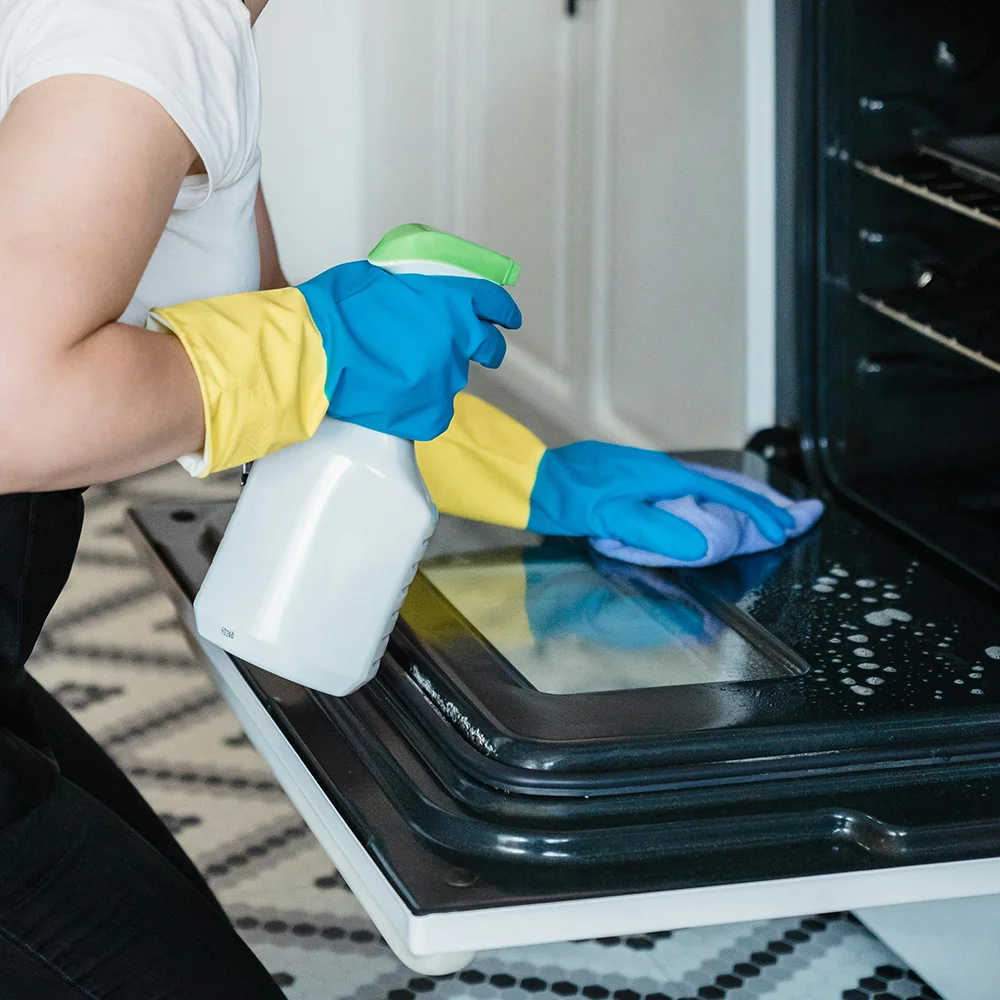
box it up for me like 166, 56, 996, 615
125, 442, 1000, 975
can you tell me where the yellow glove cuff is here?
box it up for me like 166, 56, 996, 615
415, 393, 547, 529
149, 288, 329, 477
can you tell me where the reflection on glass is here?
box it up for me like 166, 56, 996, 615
421, 550, 797, 695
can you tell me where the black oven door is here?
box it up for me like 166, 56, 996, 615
127, 447, 1000, 920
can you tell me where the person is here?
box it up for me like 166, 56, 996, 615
0, 0, 796, 995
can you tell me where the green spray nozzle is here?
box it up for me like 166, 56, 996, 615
368, 223, 520, 286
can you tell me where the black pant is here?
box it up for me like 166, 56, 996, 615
0, 490, 286, 999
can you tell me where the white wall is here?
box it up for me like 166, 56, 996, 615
254, 0, 773, 449
594, 0, 748, 449
254, 0, 367, 281
255, 0, 453, 278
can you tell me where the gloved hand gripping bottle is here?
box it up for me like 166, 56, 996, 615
193, 226, 521, 696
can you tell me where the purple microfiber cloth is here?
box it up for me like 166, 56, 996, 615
589, 462, 824, 569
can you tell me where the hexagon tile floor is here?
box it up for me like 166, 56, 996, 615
26, 465, 948, 1000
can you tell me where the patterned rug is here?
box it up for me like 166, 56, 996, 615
25, 464, 946, 1000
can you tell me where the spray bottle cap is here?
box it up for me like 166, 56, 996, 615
368, 223, 520, 286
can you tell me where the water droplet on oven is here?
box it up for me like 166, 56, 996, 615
865, 609, 912, 627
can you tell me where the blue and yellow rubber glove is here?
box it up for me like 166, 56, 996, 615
416, 396, 795, 562
526, 441, 796, 561
147, 226, 521, 476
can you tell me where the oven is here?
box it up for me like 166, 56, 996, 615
127, 0, 1000, 990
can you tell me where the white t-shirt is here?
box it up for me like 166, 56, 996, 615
0, 0, 263, 325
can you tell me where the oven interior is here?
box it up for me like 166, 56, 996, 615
779, 0, 1000, 592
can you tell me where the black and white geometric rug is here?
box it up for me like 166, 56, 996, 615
26, 465, 946, 1000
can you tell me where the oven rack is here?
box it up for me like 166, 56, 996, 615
857, 288, 1000, 375
855, 155, 1000, 232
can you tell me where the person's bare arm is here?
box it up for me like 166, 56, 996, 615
255, 183, 288, 291
0, 75, 205, 494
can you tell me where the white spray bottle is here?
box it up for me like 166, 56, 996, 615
193, 224, 520, 696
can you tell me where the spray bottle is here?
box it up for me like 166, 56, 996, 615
193, 224, 520, 696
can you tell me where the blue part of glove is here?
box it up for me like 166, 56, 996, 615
591, 461, 824, 568
297, 261, 522, 440
526, 441, 797, 561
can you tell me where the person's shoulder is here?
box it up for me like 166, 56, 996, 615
2, 0, 259, 194
3, 0, 251, 54
1, 0, 252, 84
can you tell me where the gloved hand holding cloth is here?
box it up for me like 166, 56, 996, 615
588, 460, 824, 567
418, 401, 823, 568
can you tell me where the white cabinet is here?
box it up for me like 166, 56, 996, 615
596, 2, 748, 449
255, 0, 775, 450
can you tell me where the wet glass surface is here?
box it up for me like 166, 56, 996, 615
421, 552, 798, 694
417, 486, 1000, 720
673, 501, 1000, 716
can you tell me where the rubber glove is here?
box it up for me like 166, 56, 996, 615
591, 462, 823, 568
149, 240, 520, 477
298, 262, 519, 440
525, 442, 796, 563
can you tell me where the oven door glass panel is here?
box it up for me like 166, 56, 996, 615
421, 551, 800, 694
